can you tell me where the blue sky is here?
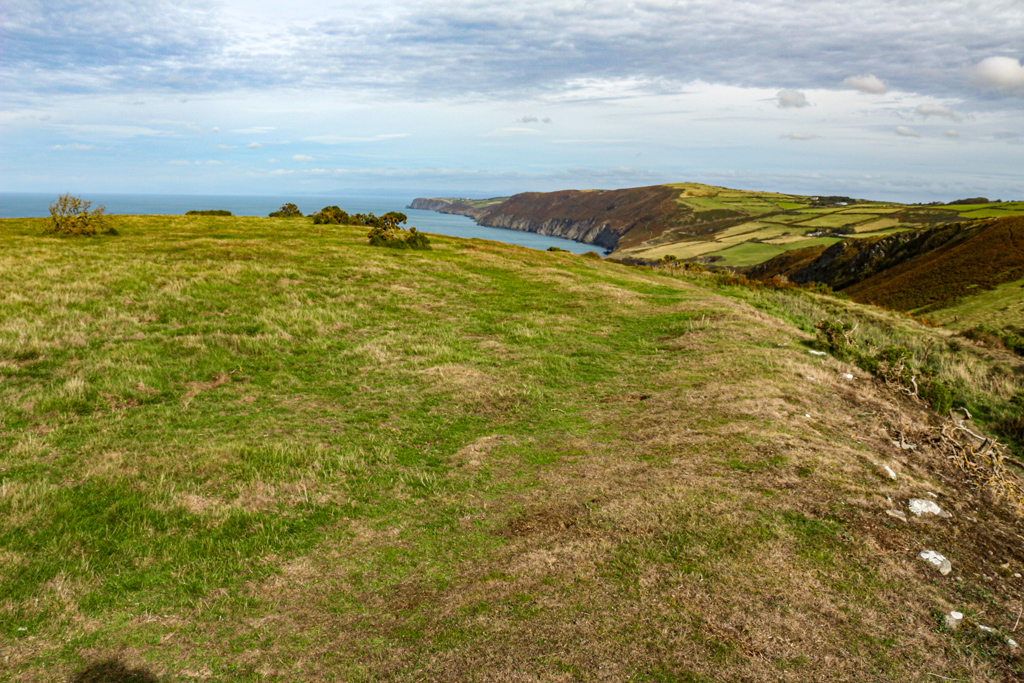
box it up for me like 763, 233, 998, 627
2, 0, 1023, 201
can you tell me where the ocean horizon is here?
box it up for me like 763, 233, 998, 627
0, 192, 599, 254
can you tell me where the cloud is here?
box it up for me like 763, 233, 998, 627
518, 116, 539, 123
304, 133, 410, 144
51, 143, 95, 151
944, 129, 960, 137
914, 104, 957, 120
168, 160, 191, 165
292, 154, 314, 161
974, 56, 1024, 94
268, 169, 294, 175
6, 1, 1023, 104
232, 126, 276, 134
215, 144, 236, 150
246, 142, 263, 149
211, 126, 221, 132
776, 89, 810, 108
780, 133, 817, 140
843, 74, 887, 94
895, 126, 921, 138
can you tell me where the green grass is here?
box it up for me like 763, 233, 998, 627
924, 276, 1024, 329
2, 214, 1022, 681
706, 237, 840, 266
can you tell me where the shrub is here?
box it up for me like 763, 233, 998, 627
185, 209, 232, 216
367, 225, 432, 250
45, 194, 112, 236
312, 206, 349, 225
547, 246, 568, 252
269, 203, 303, 218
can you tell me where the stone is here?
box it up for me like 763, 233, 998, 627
841, 373, 854, 379
945, 611, 964, 630
978, 624, 995, 633
1015, 572, 1022, 578
886, 509, 907, 522
919, 550, 952, 575
883, 465, 897, 480
1008, 638, 1018, 649
909, 499, 951, 518
809, 350, 827, 356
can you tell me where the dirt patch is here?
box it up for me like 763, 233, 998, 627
501, 502, 589, 538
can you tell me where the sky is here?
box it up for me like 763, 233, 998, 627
2, 0, 1023, 201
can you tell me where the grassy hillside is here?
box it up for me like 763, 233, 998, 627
1, 215, 1023, 681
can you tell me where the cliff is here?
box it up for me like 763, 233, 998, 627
411, 186, 685, 251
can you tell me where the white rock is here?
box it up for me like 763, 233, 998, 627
805, 414, 811, 418
919, 550, 952, 575
945, 611, 964, 630
1008, 637, 1019, 649
926, 492, 938, 498
809, 350, 827, 356
909, 499, 951, 518
883, 465, 897, 480
841, 373, 854, 379
886, 509, 907, 522
978, 624, 995, 633
1015, 572, 1021, 578
806, 376, 815, 381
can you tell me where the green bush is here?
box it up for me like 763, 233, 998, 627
312, 206, 349, 225
45, 194, 112, 236
367, 225, 432, 250
269, 203, 303, 218
185, 209, 232, 216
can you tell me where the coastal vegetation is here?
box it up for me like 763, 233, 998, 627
185, 210, 233, 217
44, 194, 113, 237
1, 213, 1021, 680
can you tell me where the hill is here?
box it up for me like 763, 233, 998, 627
1, 214, 1023, 681
750, 217, 1024, 326
412, 185, 1024, 264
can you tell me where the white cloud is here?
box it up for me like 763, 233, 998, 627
292, 154, 314, 161
776, 89, 810, 108
246, 142, 263, 149
51, 143, 95, 151
215, 144, 236, 150
233, 126, 275, 134
944, 129, 960, 137
780, 133, 817, 140
843, 74, 887, 94
269, 169, 293, 175
975, 56, 1024, 94
518, 115, 539, 123
915, 104, 957, 119
168, 160, 191, 165
211, 126, 221, 132
895, 126, 921, 138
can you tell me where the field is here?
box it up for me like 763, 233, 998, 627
2, 215, 1023, 681
617, 185, 1024, 266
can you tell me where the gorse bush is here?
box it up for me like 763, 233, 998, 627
45, 194, 112, 236
269, 203, 303, 218
367, 224, 432, 250
311, 206, 350, 225
185, 209, 232, 216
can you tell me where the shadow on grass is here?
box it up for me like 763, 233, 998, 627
72, 659, 160, 683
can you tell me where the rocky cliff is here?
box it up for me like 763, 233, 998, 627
411, 186, 684, 251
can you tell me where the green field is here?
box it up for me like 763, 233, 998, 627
924, 276, 1024, 329
621, 186, 1024, 266
2, 215, 1023, 681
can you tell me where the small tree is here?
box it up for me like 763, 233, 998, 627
45, 194, 111, 236
367, 224, 431, 250
269, 203, 303, 218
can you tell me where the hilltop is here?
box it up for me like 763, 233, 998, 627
1, 213, 1023, 681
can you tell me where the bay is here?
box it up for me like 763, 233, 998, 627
0, 193, 600, 255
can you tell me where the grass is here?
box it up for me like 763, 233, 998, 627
2, 214, 1023, 681
925, 276, 1024, 329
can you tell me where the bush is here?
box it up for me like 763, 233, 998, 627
367, 225, 432, 250
185, 209, 232, 216
312, 206, 350, 225
45, 194, 112, 236
269, 203, 303, 218
547, 246, 568, 252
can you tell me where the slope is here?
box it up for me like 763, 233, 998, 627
1, 214, 1022, 682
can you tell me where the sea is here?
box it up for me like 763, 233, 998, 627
0, 193, 599, 255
